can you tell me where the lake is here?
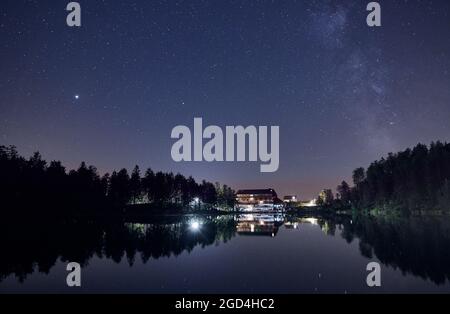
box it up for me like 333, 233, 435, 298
1, 213, 450, 293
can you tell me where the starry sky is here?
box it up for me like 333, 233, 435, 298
1, 0, 450, 199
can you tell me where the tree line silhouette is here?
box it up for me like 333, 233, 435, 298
319, 142, 450, 212
0, 145, 235, 215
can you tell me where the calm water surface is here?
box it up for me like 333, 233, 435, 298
1, 213, 450, 293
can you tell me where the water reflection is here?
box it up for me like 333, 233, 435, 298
1, 213, 450, 289
236, 214, 284, 237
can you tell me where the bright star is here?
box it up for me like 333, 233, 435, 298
74, 95, 80, 100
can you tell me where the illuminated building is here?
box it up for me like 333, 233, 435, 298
235, 189, 283, 212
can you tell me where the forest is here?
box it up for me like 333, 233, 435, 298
0, 145, 235, 216
323, 142, 450, 212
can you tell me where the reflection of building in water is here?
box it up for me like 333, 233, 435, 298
300, 217, 319, 225
235, 213, 284, 237
284, 217, 319, 230
235, 189, 284, 212
284, 222, 299, 229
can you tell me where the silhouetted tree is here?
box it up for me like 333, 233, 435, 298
216, 183, 236, 210
352, 167, 366, 187
108, 169, 131, 206
200, 180, 217, 207
337, 181, 351, 204
129, 166, 141, 204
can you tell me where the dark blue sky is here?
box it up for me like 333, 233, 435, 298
1, 0, 450, 198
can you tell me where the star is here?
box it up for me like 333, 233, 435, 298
74, 95, 80, 100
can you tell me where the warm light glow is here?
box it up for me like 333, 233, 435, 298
304, 199, 317, 207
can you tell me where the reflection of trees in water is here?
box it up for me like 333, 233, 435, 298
0, 219, 105, 283
1, 214, 450, 286
350, 215, 450, 285
312, 214, 450, 285
0, 215, 236, 283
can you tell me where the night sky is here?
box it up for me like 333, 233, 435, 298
1, 0, 450, 199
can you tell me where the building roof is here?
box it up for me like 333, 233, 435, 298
236, 189, 277, 196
